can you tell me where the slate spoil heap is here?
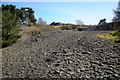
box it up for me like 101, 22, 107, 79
2, 30, 120, 78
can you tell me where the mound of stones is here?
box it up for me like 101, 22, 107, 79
2, 30, 120, 78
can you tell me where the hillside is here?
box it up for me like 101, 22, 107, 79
2, 30, 120, 78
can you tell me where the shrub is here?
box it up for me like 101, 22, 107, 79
61, 25, 76, 30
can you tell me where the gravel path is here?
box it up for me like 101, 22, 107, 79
2, 30, 120, 78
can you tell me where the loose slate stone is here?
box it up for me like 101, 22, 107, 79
50, 70, 60, 74
45, 59, 52, 62
81, 51, 93, 54
2, 30, 120, 78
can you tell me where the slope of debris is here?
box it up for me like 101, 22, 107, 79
2, 30, 120, 78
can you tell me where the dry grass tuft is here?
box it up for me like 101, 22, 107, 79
23, 26, 41, 36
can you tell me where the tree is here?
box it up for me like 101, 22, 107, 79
76, 20, 83, 26
98, 18, 106, 25
113, 1, 120, 22
1, 4, 37, 48
37, 17, 47, 27
2, 5, 37, 26
20, 7, 37, 25
2, 6, 21, 48
38, 18, 43, 23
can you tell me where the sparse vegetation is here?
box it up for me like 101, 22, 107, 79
96, 30, 120, 43
40, 25, 61, 32
76, 25, 89, 28
23, 26, 41, 36
22, 25, 61, 37
50, 26, 63, 28
36, 20, 61, 33
112, 30, 120, 36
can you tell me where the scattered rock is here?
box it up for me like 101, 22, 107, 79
81, 51, 93, 54
2, 31, 120, 78
45, 58, 52, 62
76, 69, 81, 73
80, 68, 86, 71
50, 69, 60, 74
54, 63, 60, 67
68, 71, 75, 75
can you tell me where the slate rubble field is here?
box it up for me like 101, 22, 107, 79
2, 30, 120, 78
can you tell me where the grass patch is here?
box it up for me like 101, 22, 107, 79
76, 26, 89, 28
40, 26, 61, 32
96, 30, 120, 43
50, 26, 63, 28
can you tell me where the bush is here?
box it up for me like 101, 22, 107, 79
61, 25, 76, 30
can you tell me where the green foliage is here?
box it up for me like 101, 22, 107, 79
0, 7, 2, 48
2, 10, 21, 48
20, 7, 37, 25
113, 1, 120, 21
112, 1, 120, 30
0, 7, 2, 24
2, 5, 37, 26
1, 4, 37, 48
1, 5, 21, 48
